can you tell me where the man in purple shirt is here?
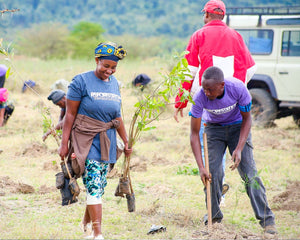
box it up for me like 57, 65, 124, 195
190, 66, 277, 234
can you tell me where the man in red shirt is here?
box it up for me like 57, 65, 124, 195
174, 0, 256, 115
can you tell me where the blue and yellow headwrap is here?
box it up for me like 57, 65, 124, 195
95, 42, 127, 62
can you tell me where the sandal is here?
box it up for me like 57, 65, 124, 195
94, 234, 104, 240
85, 221, 104, 240
84, 234, 94, 240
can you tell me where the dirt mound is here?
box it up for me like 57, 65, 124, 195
192, 224, 262, 239
0, 175, 55, 195
43, 160, 59, 171
15, 183, 35, 194
17, 142, 48, 157
151, 153, 171, 165
0, 176, 35, 194
0, 176, 15, 192
130, 157, 147, 172
272, 180, 300, 211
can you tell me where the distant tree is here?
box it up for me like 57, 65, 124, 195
2, 0, 299, 44
67, 21, 105, 59
70, 21, 105, 40
16, 22, 70, 60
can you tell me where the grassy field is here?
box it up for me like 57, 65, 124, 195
0, 56, 300, 239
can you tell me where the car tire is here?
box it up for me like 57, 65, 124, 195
292, 112, 300, 128
249, 88, 277, 127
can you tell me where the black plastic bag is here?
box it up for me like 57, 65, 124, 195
3, 103, 14, 125
60, 178, 78, 206
55, 172, 65, 189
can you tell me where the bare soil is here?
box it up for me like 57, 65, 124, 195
191, 223, 263, 239
272, 180, 300, 212
0, 176, 56, 195
2, 143, 299, 239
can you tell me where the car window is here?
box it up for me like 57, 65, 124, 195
236, 29, 274, 55
282, 31, 300, 56
267, 18, 300, 25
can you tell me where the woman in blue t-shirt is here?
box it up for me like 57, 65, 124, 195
59, 42, 133, 240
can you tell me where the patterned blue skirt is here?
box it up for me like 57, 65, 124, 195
82, 159, 108, 203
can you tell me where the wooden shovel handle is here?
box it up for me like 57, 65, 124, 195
63, 151, 73, 180
203, 132, 212, 228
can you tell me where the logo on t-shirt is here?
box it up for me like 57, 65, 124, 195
91, 92, 121, 102
204, 103, 237, 115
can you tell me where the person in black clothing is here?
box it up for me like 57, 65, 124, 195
132, 73, 151, 91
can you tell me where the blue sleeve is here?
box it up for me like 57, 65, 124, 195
237, 81, 252, 111
239, 101, 252, 112
189, 111, 198, 118
67, 75, 85, 101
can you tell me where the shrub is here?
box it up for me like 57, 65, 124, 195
16, 22, 70, 60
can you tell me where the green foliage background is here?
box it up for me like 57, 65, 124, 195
1, 0, 299, 59
1, 0, 298, 37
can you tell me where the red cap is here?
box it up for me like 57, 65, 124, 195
202, 0, 226, 15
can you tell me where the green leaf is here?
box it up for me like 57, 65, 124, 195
5, 67, 11, 79
134, 102, 141, 108
142, 126, 156, 131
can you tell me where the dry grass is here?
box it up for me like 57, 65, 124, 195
0, 56, 300, 239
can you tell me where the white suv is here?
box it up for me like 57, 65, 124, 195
225, 7, 300, 127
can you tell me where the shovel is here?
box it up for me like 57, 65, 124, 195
203, 132, 212, 228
